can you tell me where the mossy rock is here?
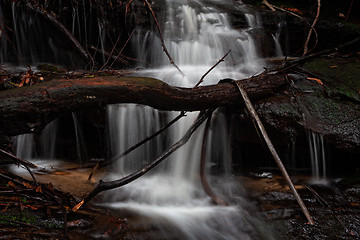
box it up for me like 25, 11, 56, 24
303, 57, 360, 102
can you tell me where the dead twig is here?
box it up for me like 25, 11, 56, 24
262, 0, 275, 11
194, 50, 231, 88
267, 36, 360, 74
0, 149, 37, 168
231, 80, 314, 225
99, 33, 122, 71
25, 1, 90, 62
0, 149, 38, 185
108, 29, 136, 69
345, 0, 354, 22
88, 111, 186, 180
74, 109, 213, 210
306, 185, 355, 235
200, 113, 228, 206
303, 0, 321, 56
261, 0, 319, 56
142, 0, 185, 77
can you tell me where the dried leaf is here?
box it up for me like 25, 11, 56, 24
23, 181, 33, 189
8, 181, 16, 188
25, 204, 38, 210
36, 186, 42, 193
307, 77, 323, 85
283, 7, 303, 15
72, 199, 84, 212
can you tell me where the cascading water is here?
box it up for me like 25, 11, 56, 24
104, 1, 275, 239
12, 119, 60, 177
307, 130, 327, 182
15, 133, 35, 160
0, 1, 107, 66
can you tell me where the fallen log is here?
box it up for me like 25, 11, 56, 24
0, 74, 287, 136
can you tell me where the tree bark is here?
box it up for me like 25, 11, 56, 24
0, 74, 287, 136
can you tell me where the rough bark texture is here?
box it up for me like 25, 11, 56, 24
0, 74, 287, 136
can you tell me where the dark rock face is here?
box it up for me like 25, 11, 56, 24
252, 73, 360, 152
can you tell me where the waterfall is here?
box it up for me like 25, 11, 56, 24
14, 119, 58, 161
105, 1, 275, 239
40, 119, 59, 160
307, 130, 327, 181
15, 134, 35, 160
72, 113, 88, 164
1, 1, 103, 66
272, 23, 284, 57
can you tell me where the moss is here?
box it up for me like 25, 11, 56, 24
36, 64, 65, 73
303, 57, 360, 102
342, 22, 360, 35
0, 209, 63, 228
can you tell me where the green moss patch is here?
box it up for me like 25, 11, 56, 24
303, 57, 360, 102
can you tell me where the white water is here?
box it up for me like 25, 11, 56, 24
307, 130, 327, 182
104, 1, 275, 239
8, 0, 280, 238
14, 119, 59, 161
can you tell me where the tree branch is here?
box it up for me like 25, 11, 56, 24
303, 0, 321, 56
0, 74, 287, 136
25, 1, 90, 62
73, 109, 213, 210
232, 80, 314, 225
142, 0, 185, 76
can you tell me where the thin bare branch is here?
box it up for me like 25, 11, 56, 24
194, 50, 231, 88
0, 149, 37, 168
261, 1, 319, 57
88, 111, 187, 180
74, 109, 213, 209
109, 29, 136, 69
99, 33, 122, 71
303, 0, 321, 56
232, 80, 314, 225
142, 0, 185, 77
345, 0, 354, 22
262, 0, 275, 11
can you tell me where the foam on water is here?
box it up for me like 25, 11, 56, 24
103, 1, 275, 239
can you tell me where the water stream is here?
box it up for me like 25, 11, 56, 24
307, 130, 327, 183
8, 0, 283, 239
101, 1, 276, 239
